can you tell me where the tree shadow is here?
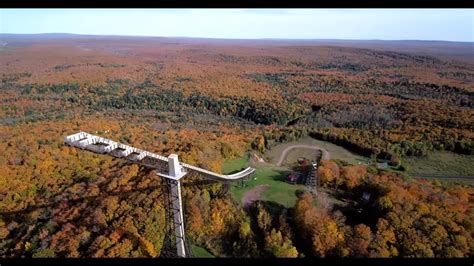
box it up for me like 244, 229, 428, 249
258, 200, 286, 217
224, 168, 247, 175
269, 168, 310, 186
331, 183, 388, 228
268, 169, 292, 183
245, 199, 287, 252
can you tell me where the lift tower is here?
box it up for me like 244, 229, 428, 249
64, 131, 255, 258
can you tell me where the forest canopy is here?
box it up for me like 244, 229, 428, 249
0, 36, 473, 258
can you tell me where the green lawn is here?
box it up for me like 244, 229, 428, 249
224, 152, 304, 207
403, 151, 474, 177
225, 137, 365, 208
227, 139, 474, 209
402, 151, 474, 186
191, 245, 215, 258
230, 164, 308, 208
222, 153, 250, 174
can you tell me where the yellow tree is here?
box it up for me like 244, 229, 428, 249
265, 229, 298, 258
317, 160, 340, 188
342, 165, 367, 189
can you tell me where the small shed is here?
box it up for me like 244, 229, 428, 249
376, 162, 389, 169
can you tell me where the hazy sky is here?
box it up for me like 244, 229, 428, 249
1, 9, 473, 41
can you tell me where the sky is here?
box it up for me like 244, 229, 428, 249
0, 9, 473, 42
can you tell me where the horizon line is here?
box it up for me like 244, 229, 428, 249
1, 32, 473, 43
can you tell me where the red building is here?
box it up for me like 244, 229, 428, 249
287, 172, 300, 183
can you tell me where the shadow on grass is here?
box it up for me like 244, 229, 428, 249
269, 168, 310, 187
225, 168, 247, 175
258, 200, 286, 217
268, 169, 292, 183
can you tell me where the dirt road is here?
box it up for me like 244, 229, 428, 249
276, 145, 330, 166
242, 184, 270, 208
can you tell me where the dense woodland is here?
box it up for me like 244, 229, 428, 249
0, 36, 473, 258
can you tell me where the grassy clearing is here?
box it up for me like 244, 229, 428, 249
222, 153, 250, 174
191, 245, 215, 258
228, 137, 367, 208
228, 139, 474, 209
281, 148, 321, 167
266, 137, 368, 165
225, 152, 308, 208
230, 164, 308, 208
404, 151, 474, 176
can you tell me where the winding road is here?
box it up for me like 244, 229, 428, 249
240, 144, 331, 208
276, 145, 330, 166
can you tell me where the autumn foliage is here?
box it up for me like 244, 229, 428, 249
0, 36, 472, 258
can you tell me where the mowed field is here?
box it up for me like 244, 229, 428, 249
226, 138, 474, 208
223, 152, 308, 208
404, 151, 474, 176
280, 148, 321, 167
403, 151, 474, 186
225, 137, 369, 208
265, 137, 368, 165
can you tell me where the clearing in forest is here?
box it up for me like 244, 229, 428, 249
266, 137, 368, 165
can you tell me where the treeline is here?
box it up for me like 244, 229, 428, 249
309, 129, 474, 163
3, 79, 473, 160
93, 89, 184, 112
87, 89, 308, 126
250, 125, 474, 166
21, 83, 81, 94
190, 161, 474, 258
305, 104, 399, 130
17, 80, 131, 95
53, 63, 126, 72
0, 73, 32, 90
374, 80, 473, 108
6, 80, 309, 126
438, 71, 474, 82
246, 72, 473, 108
300, 161, 473, 257
186, 94, 307, 125
291, 61, 369, 72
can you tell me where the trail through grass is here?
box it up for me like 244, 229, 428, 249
226, 139, 474, 209
230, 164, 307, 208
403, 151, 474, 176
266, 137, 368, 165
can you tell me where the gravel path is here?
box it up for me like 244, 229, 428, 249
242, 184, 270, 208
276, 145, 330, 166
